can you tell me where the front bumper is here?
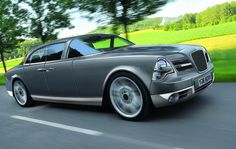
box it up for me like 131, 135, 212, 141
7, 91, 13, 97
150, 67, 214, 108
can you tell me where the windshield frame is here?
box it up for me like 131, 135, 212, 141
78, 34, 135, 52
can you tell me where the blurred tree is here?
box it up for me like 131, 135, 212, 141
78, 0, 170, 39
21, 0, 76, 43
0, 0, 26, 72
165, 1, 236, 31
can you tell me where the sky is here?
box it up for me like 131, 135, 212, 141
58, 0, 234, 38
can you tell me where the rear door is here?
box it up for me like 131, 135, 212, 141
44, 43, 78, 98
23, 47, 49, 97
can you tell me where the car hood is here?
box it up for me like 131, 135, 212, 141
100, 44, 202, 56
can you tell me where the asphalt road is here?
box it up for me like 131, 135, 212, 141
0, 83, 236, 149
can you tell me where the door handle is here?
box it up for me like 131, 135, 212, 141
37, 68, 47, 72
48, 68, 55, 71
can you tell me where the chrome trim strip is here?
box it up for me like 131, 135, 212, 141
180, 63, 192, 67
31, 95, 102, 106
159, 85, 195, 100
7, 91, 13, 97
24, 61, 45, 66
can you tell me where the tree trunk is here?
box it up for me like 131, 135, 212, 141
124, 24, 129, 40
41, 35, 46, 43
0, 52, 7, 73
121, 0, 129, 40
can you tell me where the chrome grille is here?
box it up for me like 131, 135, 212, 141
192, 50, 207, 71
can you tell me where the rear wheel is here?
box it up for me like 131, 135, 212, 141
13, 80, 33, 107
108, 72, 152, 120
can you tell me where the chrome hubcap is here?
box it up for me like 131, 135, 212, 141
13, 81, 27, 105
110, 77, 143, 118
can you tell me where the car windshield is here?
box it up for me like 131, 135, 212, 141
78, 34, 134, 52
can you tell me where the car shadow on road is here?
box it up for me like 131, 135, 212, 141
33, 93, 213, 121
148, 94, 213, 121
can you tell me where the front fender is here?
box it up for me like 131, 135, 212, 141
103, 65, 152, 92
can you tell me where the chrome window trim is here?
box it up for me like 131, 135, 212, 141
24, 46, 47, 65
24, 42, 67, 66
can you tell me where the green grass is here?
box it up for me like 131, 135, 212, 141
124, 21, 236, 45
182, 34, 236, 51
0, 73, 4, 85
0, 58, 23, 73
209, 49, 236, 82
0, 58, 23, 85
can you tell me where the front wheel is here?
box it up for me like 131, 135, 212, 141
13, 80, 34, 107
108, 72, 152, 121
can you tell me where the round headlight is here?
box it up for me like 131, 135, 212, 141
157, 59, 168, 70
152, 58, 173, 80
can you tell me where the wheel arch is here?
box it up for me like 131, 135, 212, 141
11, 75, 26, 96
102, 66, 152, 106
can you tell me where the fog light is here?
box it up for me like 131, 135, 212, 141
168, 93, 179, 103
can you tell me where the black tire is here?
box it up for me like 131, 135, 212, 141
106, 72, 152, 121
13, 80, 34, 107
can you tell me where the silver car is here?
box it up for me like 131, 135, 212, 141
5, 34, 214, 120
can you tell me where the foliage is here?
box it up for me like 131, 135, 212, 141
21, 0, 76, 43
78, 0, 169, 39
91, 17, 163, 34
0, 0, 27, 72
2, 40, 42, 60
165, 1, 236, 31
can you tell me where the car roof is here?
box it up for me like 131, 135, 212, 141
32, 33, 115, 50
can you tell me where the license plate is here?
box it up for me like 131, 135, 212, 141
198, 73, 212, 87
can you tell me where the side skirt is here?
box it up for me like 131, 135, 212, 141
31, 95, 102, 106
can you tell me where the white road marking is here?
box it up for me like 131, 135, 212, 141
11, 115, 103, 136
10, 115, 183, 149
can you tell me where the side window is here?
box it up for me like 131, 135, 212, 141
68, 39, 98, 58
46, 43, 65, 61
27, 47, 46, 63
92, 38, 111, 49
114, 37, 130, 48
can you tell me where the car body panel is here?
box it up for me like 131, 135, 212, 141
72, 55, 157, 97
23, 62, 49, 96
44, 60, 78, 97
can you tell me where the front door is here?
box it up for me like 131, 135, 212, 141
44, 43, 78, 98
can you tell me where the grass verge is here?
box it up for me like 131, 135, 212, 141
0, 73, 4, 85
125, 22, 236, 45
